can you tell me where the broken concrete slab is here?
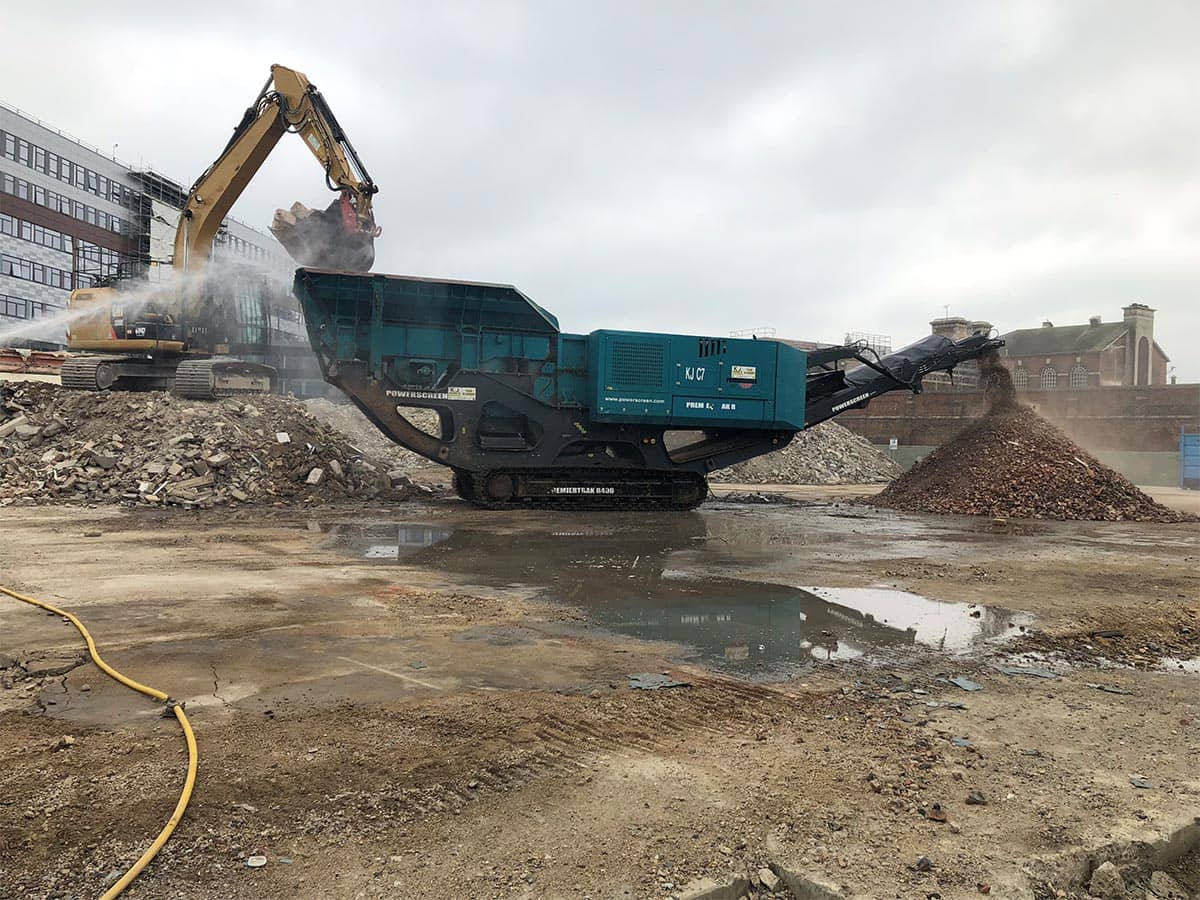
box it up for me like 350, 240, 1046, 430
23, 655, 85, 677
0, 414, 28, 437
628, 673, 690, 690
677, 874, 751, 900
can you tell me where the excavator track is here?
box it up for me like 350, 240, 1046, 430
454, 468, 707, 511
60, 356, 120, 391
174, 358, 276, 400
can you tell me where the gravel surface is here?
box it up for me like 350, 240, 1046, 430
710, 421, 901, 485
303, 398, 441, 474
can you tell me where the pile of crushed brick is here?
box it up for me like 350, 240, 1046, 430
0, 382, 431, 509
870, 405, 1193, 522
710, 421, 902, 485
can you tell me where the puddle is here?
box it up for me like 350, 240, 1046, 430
323, 518, 1029, 674
1158, 656, 1200, 674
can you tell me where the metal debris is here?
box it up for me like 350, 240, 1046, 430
995, 665, 1059, 679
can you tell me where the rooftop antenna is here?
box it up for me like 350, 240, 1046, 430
943, 304, 950, 318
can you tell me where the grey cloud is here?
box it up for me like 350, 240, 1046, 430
3, 0, 1196, 377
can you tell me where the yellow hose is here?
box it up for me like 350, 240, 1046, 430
0, 583, 198, 900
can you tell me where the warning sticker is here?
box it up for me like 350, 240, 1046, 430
731, 365, 757, 381
386, 386, 477, 401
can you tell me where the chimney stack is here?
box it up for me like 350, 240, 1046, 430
1122, 303, 1156, 385
929, 316, 970, 341
1089, 315, 1101, 326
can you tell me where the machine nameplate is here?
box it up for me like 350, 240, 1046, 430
831, 391, 871, 412
386, 387, 477, 401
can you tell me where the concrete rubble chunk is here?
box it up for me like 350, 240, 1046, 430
23, 656, 84, 677
758, 867, 781, 891
276, 432, 291, 444
677, 874, 752, 900
1147, 870, 1186, 899
1087, 861, 1126, 899
305, 467, 324, 485
205, 451, 230, 468
0, 415, 28, 437
14, 424, 42, 440
90, 453, 117, 470
168, 474, 215, 494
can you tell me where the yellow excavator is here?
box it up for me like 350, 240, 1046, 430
61, 63, 380, 398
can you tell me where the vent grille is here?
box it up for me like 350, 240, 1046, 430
610, 341, 664, 389
698, 338, 727, 358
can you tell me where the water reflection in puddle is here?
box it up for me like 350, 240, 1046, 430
322, 519, 1029, 673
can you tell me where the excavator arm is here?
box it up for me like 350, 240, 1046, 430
174, 63, 380, 272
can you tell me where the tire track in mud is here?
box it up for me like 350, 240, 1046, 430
299, 674, 819, 832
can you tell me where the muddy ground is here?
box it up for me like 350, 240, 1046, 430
0, 491, 1197, 900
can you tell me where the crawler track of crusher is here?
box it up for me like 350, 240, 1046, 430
452, 467, 708, 510
173, 358, 276, 399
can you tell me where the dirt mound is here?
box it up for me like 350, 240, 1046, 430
870, 405, 1192, 522
303, 398, 442, 475
0, 382, 426, 508
710, 420, 901, 485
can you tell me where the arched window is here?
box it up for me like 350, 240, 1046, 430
1040, 367, 1058, 390
1137, 336, 1150, 385
1069, 365, 1088, 389
1013, 369, 1029, 391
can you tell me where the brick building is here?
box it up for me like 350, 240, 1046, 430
835, 305, 1195, 470
999, 304, 1170, 390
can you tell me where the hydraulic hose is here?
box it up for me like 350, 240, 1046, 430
0, 584, 197, 900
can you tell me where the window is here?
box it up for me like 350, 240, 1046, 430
2, 295, 29, 319
1040, 367, 1058, 390
1013, 369, 1029, 391
1069, 365, 1088, 389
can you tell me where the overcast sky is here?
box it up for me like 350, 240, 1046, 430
4, 1, 1198, 379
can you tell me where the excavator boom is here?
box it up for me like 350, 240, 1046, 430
175, 63, 379, 272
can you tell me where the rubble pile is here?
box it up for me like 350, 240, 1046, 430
871, 405, 1193, 522
303, 398, 442, 475
710, 421, 901, 485
0, 382, 427, 508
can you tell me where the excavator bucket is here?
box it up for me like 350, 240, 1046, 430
271, 199, 376, 272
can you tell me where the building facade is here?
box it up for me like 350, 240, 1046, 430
999, 304, 1170, 390
0, 101, 290, 348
